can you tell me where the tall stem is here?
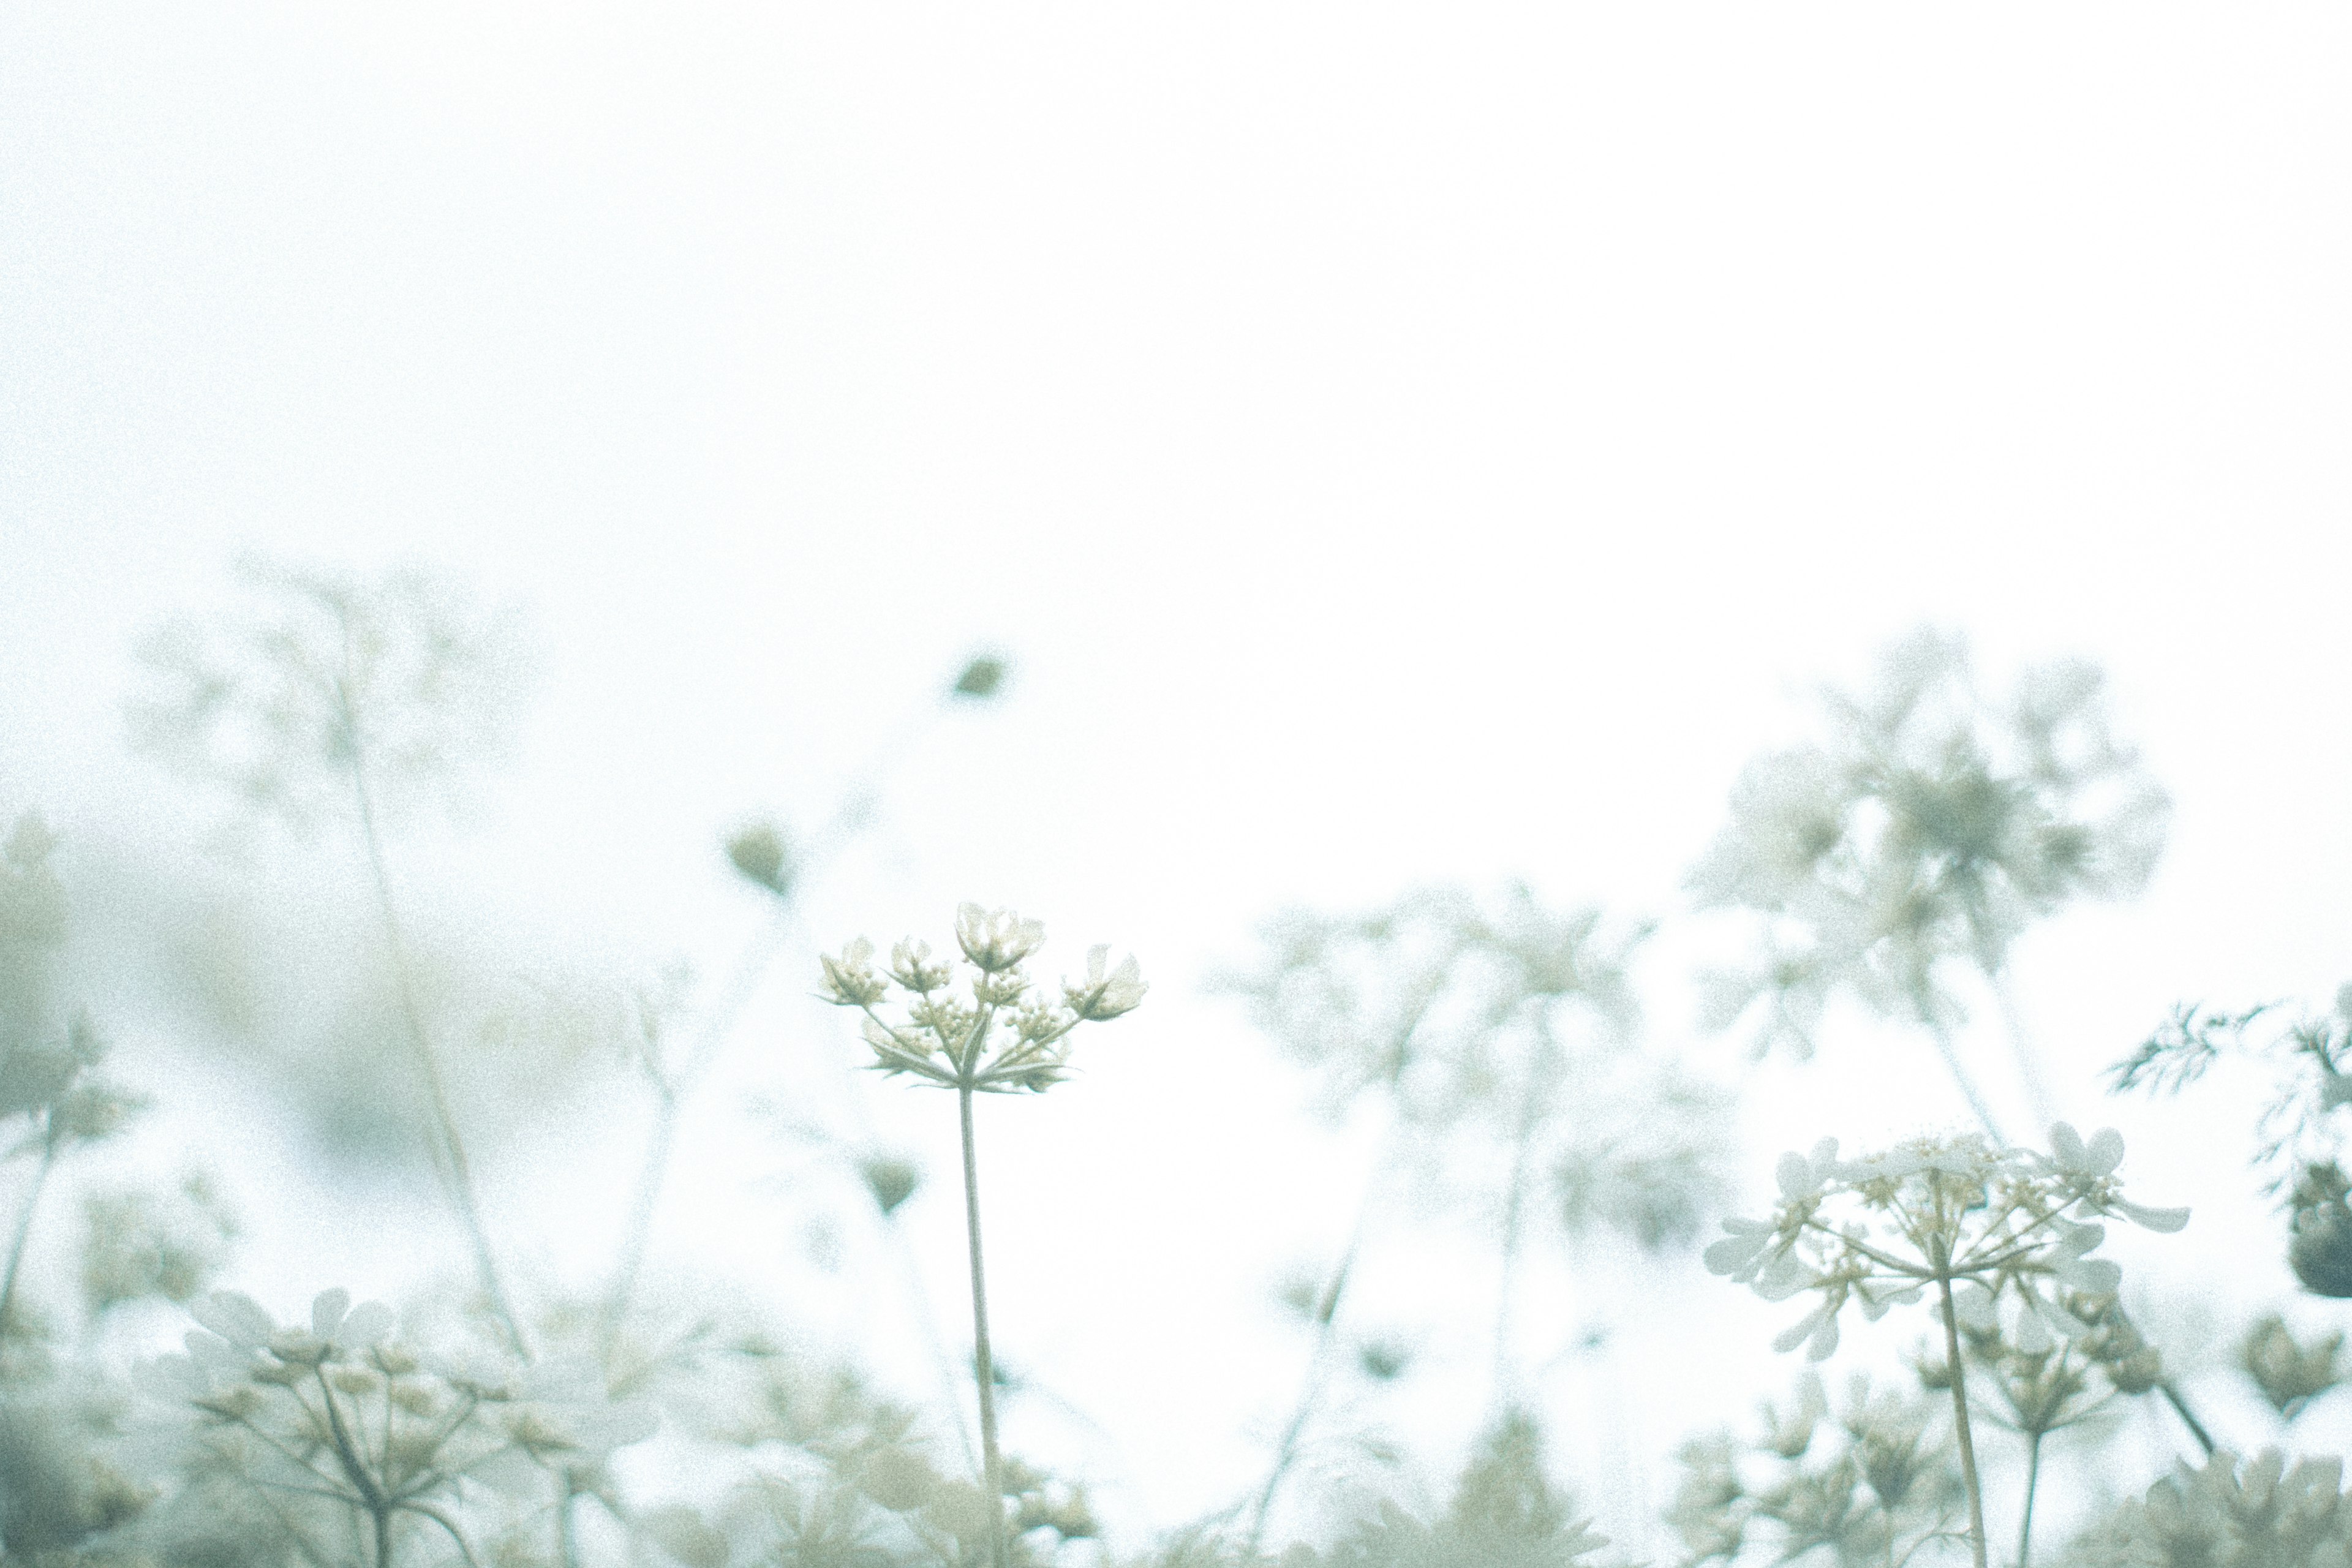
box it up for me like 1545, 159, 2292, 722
373, 1508, 393, 1568
1991, 970, 2058, 1139
1242, 1105, 1404, 1556
1936, 1267, 1989, 1568
959, 1084, 1010, 1568
1940, 974, 2218, 1460
335, 650, 528, 1364
0, 1122, 58, 1336
2016, 1430, 2045, 1568
1491, 1023, 1554, 1415
1920, 1008, 2007, 1146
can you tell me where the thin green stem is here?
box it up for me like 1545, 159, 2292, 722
0, 1120, 59, 1335
1992, 970, 2059, 1139
337, 659, 528, 1363
373, 1507, 393, 1568
1936, 1267, 1989, 1568
958, 1083, 1010, 1568
1491, 1021, 1556, 1415
1920, 1008, 2008, 1147
2016, 1430, 2044, 1568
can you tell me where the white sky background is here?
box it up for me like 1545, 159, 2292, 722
5, 2, 2352, 1559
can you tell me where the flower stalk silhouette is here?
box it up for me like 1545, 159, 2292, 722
820, 905, 1144, 1568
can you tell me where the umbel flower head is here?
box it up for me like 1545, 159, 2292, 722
1220, 883, 1733, 1252
818, 905, 1145, 1093
1692, 630, 2169, 1051
128, 556, 533, 831
1706, 1125, 2187, 1363
137, 1289, 654, 1558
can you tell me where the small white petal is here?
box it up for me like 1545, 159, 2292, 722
311, 1288, 350, 1342
339, 1302, 395, 1350
193, 1292, 274, 1350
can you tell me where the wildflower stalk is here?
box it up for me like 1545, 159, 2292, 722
820, 907, 1142, 1568
959, 1076, 1011, 1568
604, 664, 1000, 1345
343, 706, 529, 1364
1242, 984, 1440, 1556
1491, 1016, 1556, 1414
1915, 996, 2007, 1146
0, 1115, 58, 1333
1933, 1262, 1989, 1568
1993, 970, 2059, 1140
1242, 1189, 1371, 1555
2016, 1428, 2045, 1568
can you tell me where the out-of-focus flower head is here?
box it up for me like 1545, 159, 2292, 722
137, 1288, 654, 1553
129, 557, 533, 831
1219, 883, 1731, 1254
1692, 630, 2169, 1049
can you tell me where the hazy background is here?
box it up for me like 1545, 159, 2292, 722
5, 4, 2351, 1558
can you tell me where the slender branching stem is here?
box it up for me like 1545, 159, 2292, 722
0, 1118, 59, 1335
336, 655, 529, 1363
1491, 1018, 1556, 1414
1920, 1007, 2008, 1147
1935, 1265, 1989, 1568
958, 1082, 1011, 1568
1992, 970, 2059, 1139
372, 1507, 393, 1568
2017, 1429, 2045, 1568
1928, 975, 2218, 1457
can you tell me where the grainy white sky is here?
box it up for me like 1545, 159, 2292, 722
6, 4, 2352, 1559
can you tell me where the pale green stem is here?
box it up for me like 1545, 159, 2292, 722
1918, 1005, 2008, 1146
959, 1082, 1011, 1568
0, 1118, 58, 1336
2016, 1429, 2044, 1568
1491, 1021, 1556, 1415
332, 635, 528, 1365
1936, 1264, 1989, 1568
1956, 970, 2218, 1459
347, 745, 528, 1363
1991, 969, 2059, 1139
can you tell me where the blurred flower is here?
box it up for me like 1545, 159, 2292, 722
951, 655, 1009, 701
81, 1173, 240, 1317
1692, 630, 2169, 1044
138, 1289, 653, 1553
1223, 884, 1724, 1255
726, 820, 794, 897
128, 557, 533, 831
2239, 1313, 2346, 1422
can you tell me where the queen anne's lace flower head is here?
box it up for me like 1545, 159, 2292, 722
820, 910, 1143, 1094
1708, 1125, 2185, 1364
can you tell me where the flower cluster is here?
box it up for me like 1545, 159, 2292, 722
1692, 630, 2169, 1050
1221, 884, 1730, 1249
818, 905, 1145, 1093
1667, 1371, 1961, 1568
137, 1289, 654, 1560
127, 557, 532, 830
1706, 1126, 2187, 1363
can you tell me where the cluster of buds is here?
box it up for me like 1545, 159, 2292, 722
1706, 1125, 2187, 1363
819, 905, 1145, 1093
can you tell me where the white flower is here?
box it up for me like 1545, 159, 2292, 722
1065, 945, 1148, 1022
818, 938, 887, 1006
954, 905, 1047, 973
2045, 1123, 2191, 1233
